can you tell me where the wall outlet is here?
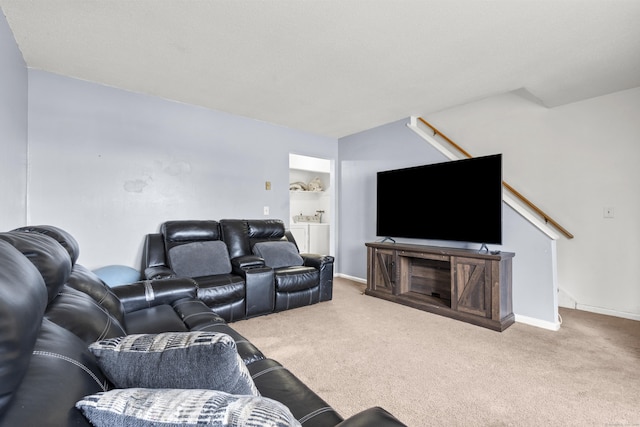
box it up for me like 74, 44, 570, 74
263, 206, 269, 215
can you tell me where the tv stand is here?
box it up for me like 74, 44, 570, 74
365, 242, 515, 331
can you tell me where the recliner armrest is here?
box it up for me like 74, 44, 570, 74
335, 407, 407, 427
302, 254, 335, 302
144, 265, 176, 280
230, 255, 265, 272
112, 278, 197, 313
301, 253, 334, 269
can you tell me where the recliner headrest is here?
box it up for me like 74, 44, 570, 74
0, 232, 72, 303
12, 225, 80, 266
162, 220, 221, 243
247, 220, 286, 239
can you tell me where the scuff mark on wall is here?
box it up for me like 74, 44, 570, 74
123, 179, 149, 193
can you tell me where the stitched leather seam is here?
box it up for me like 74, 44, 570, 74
181, 312, 222, 322
57, 291, 120, 339
251, 365, 286, 379
172, 299, 195, 309
97, 315, 111, 341
198, 325, 235, 334
197, 322, 226, 328
298, 407, 336, 424
32, 350, 108, 391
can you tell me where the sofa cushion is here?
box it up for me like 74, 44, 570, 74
195, 274, 245, 305
122, 304, 190, 335
1, 318, 108, 427
168, 240, 232, 277
89, 332, 258, 396
248, 358, 342, 427
45, 286, 126, 343
66, 264, 126, 327
274, 266, 319, 292
252, 241, 303, 269
76, 388, 301, 427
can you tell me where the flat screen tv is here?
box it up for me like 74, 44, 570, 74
376, 154, 503, 245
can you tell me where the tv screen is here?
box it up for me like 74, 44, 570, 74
376, 154, 503, 245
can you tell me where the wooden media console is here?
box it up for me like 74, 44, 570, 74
365, 242, 515, 331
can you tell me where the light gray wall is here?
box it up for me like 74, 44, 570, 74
0, 10, 28, 229
27, 70, 338, 269
338, 118, 558, 325
426, 89, 640, 320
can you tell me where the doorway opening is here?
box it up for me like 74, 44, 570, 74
288, 154, 334, 256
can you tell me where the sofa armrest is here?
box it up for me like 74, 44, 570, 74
335, 407, 407, 427
302, 254, 335, 302
142, 233, 166, 267
143, 265, 176, 280
112, 278, 197, 313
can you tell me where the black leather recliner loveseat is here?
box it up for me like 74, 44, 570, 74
0, 225, 407, 426
142, 219, 334, 322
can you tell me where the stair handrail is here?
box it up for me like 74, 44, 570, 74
418, 117, 574, 239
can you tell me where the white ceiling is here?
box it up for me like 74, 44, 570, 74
2, 0, 639, 138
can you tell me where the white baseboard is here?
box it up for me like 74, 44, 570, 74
514, 314, 561, 331
557, 288, 578, 309
336, 273, 366, 284
575, 304, 640, 322
557, 287, 639, 321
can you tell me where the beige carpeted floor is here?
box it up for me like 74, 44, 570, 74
232, 278, 640, 426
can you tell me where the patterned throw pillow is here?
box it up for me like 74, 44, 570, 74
76, 388, 302, 427
89, 332, 258, 396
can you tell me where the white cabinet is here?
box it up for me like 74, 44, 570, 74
289, 223, 330, 255
308, 223, 330, 254
290, 224, 308, 253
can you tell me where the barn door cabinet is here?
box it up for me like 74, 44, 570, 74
366, 242, 515, 331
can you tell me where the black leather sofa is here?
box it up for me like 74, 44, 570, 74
0, 225, 406, 427
142, 219, 335, 321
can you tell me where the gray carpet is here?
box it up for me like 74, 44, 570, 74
232, 278, 640, 426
